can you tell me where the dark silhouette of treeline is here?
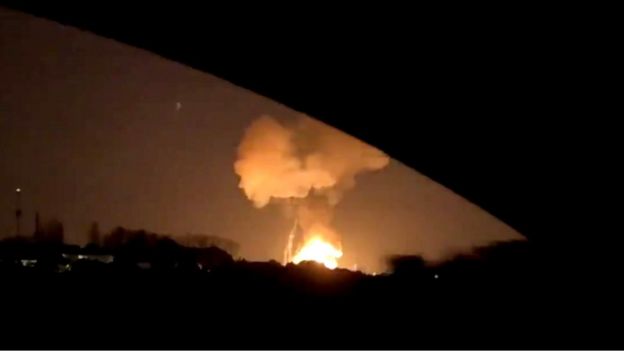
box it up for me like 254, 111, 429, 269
0, 225, 235, 275
0, 228, 616, 349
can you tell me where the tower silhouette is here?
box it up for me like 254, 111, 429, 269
15, 188, 22, 236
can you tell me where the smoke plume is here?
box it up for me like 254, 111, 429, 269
234, 115, 390, 261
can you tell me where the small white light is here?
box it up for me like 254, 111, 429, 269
16, 188, 21, 193
434, 274, 439, 279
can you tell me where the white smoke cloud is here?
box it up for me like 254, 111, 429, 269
234, 116, 336, 207
234, 115, 389, 208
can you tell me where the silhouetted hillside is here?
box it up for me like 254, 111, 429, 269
0, 236, 618, 348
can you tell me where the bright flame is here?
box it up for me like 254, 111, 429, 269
291, 236, 343, 269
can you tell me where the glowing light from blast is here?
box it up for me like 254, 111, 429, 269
291, 236, 343, 269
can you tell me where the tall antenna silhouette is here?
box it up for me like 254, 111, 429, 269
15, 188, 22, 236
283, 218, 298, 265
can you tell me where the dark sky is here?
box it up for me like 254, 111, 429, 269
0, 7, 521, 271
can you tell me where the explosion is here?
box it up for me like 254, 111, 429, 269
283, 219, 343, 269
292, 236, 343, 269
234, 115, 389, 269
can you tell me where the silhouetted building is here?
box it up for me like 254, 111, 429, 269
41, 218, 64, 243
33, 212, 43, 240
175, 233, 240, 257
88, 221, 101, 246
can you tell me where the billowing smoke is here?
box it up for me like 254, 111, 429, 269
234, 114, 390, 263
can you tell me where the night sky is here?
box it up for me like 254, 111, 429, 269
0, 7, 521, 271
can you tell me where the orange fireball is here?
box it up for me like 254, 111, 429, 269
291, 235, 343, 269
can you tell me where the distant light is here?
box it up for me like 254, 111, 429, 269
16, 188, 21, 193
434, 274, 439, 279
20, 259, 37, 267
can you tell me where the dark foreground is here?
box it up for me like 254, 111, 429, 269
1, 239, 620, 349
